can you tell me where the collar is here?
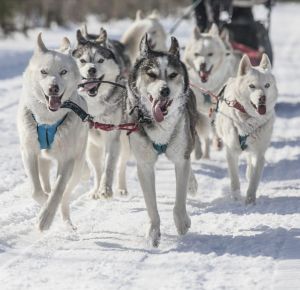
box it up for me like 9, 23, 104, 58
32, 114, 68, 149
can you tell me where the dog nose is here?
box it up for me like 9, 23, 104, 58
49, 84, 59, 95
88, 67, 96, 75
200, 63, 206, 70
259, 95, 266, 103
160, 87, 170, 98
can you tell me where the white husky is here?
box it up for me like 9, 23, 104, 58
18, 33, 88, 231
121, 10, 167, 64
184, 24, 238, 158
215, 54, 278, 204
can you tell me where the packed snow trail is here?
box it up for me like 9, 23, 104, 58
0, 3, 299, 290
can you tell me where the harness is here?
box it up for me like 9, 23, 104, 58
33, 114, 68, 149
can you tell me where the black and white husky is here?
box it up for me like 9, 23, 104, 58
18, 33, 88, 231
72, 30, 129, 198
127, 34, 202, 247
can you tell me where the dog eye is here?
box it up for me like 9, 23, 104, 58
147, 72, 157, 79
80, 59, 87, 64
265, 83, 270, 88
98, 59, 104, 63
249, 84, 256, 89
207, 52, 214, 57
169, 72, 178, 79
40, 69, 48, 75
194, 53, 200, 57
60, 69, 67, 76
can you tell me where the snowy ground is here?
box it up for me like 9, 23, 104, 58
0, 3, 300, 290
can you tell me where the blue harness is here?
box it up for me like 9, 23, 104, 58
238, 134, 249, 151
33, 114, 68, 150
153, 143, 168, 155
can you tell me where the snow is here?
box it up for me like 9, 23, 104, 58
0, 3, 300, 290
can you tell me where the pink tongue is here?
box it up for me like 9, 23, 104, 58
258, 105, 266, 115
152, 102, 164, 123
49, 96, 61, 111
79, 80, 98, 92
200, 71, 208, 82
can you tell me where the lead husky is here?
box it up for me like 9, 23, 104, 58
184, 24, 238, 157
127, 35, 201, 246
18, 33, 88, 231
121, 10, 167, 64
73, 30, 128, 198
215, 54, 278, 204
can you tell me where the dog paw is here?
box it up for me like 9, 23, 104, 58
32, 191, 48, 206
173, 208, 191, 235
188, 173, 198, 196
92, 186, 113, 199
118, 188, 129, 196
146, 224, 161, 248
38, 204, 56, 231
245, 194, 256, 205
231, 189, 242, 201
64, 219, 77, 231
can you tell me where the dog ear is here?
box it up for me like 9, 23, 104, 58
59, 37, 71, 52
136, 10, 144, 21
169, 36, 180, 59
149, 9, 159, 19
139, 33, 151, 57
209, 23, 219, 36
220, 29, 231, 48
259, 53, 272, 71
76, 29, 88, 45
193, 26, 201, 40
238, 54, 252, 76
95, 27, 108, 46
36, 32, 48, 54
81, 24, 88, 37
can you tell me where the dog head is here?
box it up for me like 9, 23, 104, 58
235, 54, 277, 116
184, 24, 228, 83
129, 34, 188, 123
121, 10, 167, 62
25, 33, 80, 112
72, 29, 120, 99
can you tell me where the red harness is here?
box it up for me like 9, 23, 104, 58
88, 120, 139, 135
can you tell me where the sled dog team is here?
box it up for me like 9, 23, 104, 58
18, 11, 278, 247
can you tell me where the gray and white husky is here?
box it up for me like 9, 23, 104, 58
184, 24, 238, 157
121, 10, 167, 64
73, 30, 129, 198
18, 33, 88, 231
215, 54, 278, 204
127, 34, 201, 247
81, 24, 131, 76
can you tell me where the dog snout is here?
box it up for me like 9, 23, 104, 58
49, 84, 59, 95
160, 86, 170, 98
259, 95, 266, 104
200, 62, 206, 71
88, 67, 96, 76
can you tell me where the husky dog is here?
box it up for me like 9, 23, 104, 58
121, 10, 167, 64
184, 24, 238, 158
127, 34, 201, 246
81, 25, 131, 76
73, 30, 128, 198
18, 33, 88, 231
215, 54, 277, 204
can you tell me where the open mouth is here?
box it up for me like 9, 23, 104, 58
251, 101, 266, 115
199, 65, 213, 83
44, 93, 64, 112
79, 75, 104, 97
149, 95, 173, 122
148, 39, 156, 50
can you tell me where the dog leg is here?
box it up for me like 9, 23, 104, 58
137, 162, 160, 247
38, 157, 51, 194
87, 141, 103, 198
245, 154, 265, 205
22, 151, 47, 205
173, 159, 191, 235
97, 133, 120, 199
117, 133, 130, 196
202, 137, 210, 159
188, 169, 198, 196
226, 148, 241, 200
192, 133, 202, 160
38, 159, 74, 231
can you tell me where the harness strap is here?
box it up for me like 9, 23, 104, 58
239, 134, 249, 151
61, 100, 138, 135
152, 143, 168, 155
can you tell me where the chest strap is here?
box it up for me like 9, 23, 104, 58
239, 134, 249, 151
33, 114, 68, 150
153, 143, 168, 155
